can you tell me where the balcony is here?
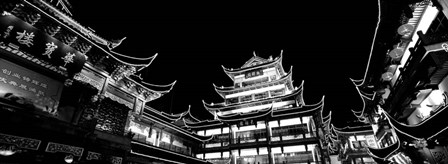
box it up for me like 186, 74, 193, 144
131, 133, 192, 156
274, 152, 316, 164
131, 141, 210, 164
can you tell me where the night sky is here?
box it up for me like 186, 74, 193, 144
69, 1, 379, 127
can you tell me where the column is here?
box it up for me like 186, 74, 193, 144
155, 130, 161, 147
314, 117, 326, 164
265, 121, 274, 164
230, 150, 237, 164
100, 77, 109, 95
148, 125, 153, 145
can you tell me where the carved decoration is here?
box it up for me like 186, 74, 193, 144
0, 133, 41, 150
45, 142, 84, 156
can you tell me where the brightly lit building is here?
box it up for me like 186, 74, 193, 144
0, 0, 213, 163
342, 0, 448, 163
321, 110, 377, 164
126, 105, 214, 164
178, 53, 328, 164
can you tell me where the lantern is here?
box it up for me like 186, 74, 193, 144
64, 154, 74, 163
381, 72, 394, 81
388, 48, 405, 60
397, 24, 414, 36
381, 65, 398, 81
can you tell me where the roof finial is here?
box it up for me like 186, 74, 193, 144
253, 51, 257, 56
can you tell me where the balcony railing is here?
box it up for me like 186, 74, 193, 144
132, 133, 192, 156
206, 158, 231, 164
274, 152, 315, 164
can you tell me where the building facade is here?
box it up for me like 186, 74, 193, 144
178, 53, 328, 164
335, 0, 448, 163
0, 0, 211, 163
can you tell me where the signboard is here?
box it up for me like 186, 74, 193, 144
0, 58, 63, 114
365, 135, 378, 148
0, 13, 86, 77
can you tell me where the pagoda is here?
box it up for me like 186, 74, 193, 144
179, 52, 329, 164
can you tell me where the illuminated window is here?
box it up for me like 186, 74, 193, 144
270, 88, 285, 97
254, 91, 269, 100
240, 95, 253, 102
204, 152, 221, 159
226, 97, 239, 104
206, 128, 221, 136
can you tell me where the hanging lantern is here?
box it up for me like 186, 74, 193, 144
386, 64, 398, 74
381, 72, 394, 81
388, 48, 405, 60
381, 64, 398, 82
397, 24, 414, 36
64, 154, 74, 163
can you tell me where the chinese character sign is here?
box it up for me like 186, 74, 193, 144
0, 59, 63, 115
0, 13, 86, 76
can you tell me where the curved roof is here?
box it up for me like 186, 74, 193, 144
183, 119, 224, 129
141, 108, 214, 142
272, 96, 324, 118
383, 104, 448, 141
221, 53, 284, 80
185, 95, 323, 128
350, 78, 376, 119
128, 74, 177, 94
143, 107, 184, 124
179, 105, 201, 123
203, 83, 303, 111
214, 66, 293, 98
159, 111, 188, 122
108, 51, 159, 69
366, 138, 400, 163
217, 104, 274, 122
25, 0, 159, 68
322, 110, 332, 124
333, 124, 374, 135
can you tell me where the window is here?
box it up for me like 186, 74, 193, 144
234, 83, 241, 88
270, 88, 285, 97
240, 95, 253, 102
226, 97, 239, 104
242, 77, 269, 87
352, 140, 368, 149
254, 92, 268, 100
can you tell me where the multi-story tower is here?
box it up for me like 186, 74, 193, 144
182, 53, 328, 164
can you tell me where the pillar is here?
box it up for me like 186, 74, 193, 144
265, 121, 274, 164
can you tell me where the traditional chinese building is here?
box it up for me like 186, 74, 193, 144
171, 53, 329, 164
338, 0, 448, 163
0, 0, 212, 163
126, 105, 214, 164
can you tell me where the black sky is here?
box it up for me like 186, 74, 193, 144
69, 1, 379, 126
